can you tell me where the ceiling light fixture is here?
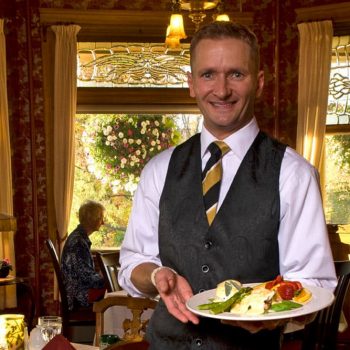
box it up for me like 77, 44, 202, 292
165, 0, 231, 49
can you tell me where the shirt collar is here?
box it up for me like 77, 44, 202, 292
200, 117, 260, 160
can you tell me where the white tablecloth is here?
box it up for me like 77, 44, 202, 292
103, 291, 154, 338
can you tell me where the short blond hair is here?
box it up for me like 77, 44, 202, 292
190, 21, 260, 74
78, 200, 105, 228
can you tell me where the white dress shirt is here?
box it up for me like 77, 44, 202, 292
118, 117, 337, 296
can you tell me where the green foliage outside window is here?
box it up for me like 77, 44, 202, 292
325, 134, 350, 225
70, 114, 186, 248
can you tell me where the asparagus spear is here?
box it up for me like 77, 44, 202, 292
198, 287, 253, 315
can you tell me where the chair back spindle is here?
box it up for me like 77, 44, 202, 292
302, 260, 350, 350
96, 252, 121, 292
93, 295, 157, 347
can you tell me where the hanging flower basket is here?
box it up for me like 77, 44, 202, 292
84, 114, 181, 194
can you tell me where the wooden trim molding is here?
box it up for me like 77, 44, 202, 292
326, 124, 350, 135
76, 88, 199, 114
295, 2, 350, 34
39, 8, 254, 42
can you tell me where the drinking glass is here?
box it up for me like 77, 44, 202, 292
38, 316, 62, 343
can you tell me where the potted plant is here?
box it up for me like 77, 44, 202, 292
0, 258, 12, 278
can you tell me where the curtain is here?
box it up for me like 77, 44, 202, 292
51, 25, 80, 250
296, 20, 333, 170
0, 18, 16, 309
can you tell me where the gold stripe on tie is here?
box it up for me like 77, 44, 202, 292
202, 141, 230, 225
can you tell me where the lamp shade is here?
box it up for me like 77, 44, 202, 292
165, 26, 182, 49
167, 14, 187, 39
0, 213, 17, 232
0, 314, 25, 350
214, 13, 230, 21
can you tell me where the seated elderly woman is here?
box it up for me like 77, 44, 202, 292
61, 200, 106, 310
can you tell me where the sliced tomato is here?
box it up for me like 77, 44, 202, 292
265, 275, 283, 290
290, 281, 303, 291
277, 284, 295, 300
265, 280, 275, 289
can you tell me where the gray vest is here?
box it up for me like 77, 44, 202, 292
147, 132, 286, 350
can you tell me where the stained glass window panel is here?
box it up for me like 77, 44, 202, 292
77, 42, 190, 88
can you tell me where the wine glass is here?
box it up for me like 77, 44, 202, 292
38, 316, 62, 343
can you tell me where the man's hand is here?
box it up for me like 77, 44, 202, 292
153, 267, 200, 325
221, 319, 288, 333
221, 312, 317, 333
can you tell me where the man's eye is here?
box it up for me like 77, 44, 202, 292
202, 72, 213, 79
232, 72, 243, 79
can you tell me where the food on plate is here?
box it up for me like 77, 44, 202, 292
197, 275, 311, 316
214, 279, 242, 302
264, 275, 312, 303
230, 287, 275, 315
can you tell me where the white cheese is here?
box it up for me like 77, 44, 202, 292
214, 279, 242, 302
230, 288, 275, 315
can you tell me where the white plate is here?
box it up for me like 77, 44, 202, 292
186, 284, 334, 321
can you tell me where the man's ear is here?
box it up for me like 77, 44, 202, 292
187, 71, 196, 98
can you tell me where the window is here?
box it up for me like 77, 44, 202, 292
324, 35, 350, 239
70, 111, 202, 249
70, 40, 199, 249
77, 42, 190, 88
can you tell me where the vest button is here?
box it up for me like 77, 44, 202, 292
195, 338, 203, 346
201, 265, 209, 273
204, 241, 212, 249
199, 289, 205, 293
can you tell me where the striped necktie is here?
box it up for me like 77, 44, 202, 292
202, 141, 230, 225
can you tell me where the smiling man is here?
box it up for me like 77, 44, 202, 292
118, 22, 337, 350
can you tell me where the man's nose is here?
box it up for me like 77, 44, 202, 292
213, 77, 231, 98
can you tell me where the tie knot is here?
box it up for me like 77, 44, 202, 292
208, 141, 230, 159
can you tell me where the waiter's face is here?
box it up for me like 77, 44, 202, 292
187, 38, 264, 139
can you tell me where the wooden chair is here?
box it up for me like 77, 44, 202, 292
45, 239, 96, 342
301, 260, 350, 350
93, 294, 157, 347
96, 251, 121, 292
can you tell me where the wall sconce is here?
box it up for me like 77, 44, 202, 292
0, 213, 17, 232
165, 0, 231, 49
0, 314, 25, 350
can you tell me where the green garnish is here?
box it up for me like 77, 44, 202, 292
270, 300, 303, 312
225, 281, 233, 297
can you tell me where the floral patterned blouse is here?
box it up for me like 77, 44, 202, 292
61, 224, 105, 310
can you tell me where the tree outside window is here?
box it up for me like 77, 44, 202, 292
70, 114, 202, 248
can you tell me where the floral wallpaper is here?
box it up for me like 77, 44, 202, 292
1, 0, 349, 321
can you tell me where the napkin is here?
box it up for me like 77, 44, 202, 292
42, 334, 76, 350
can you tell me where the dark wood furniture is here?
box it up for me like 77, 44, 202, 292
96, 252, 121, 292
283, 260, 350, 350
45, 239, 96, 343
301, 260, 350, 350
0, 276, 35, 330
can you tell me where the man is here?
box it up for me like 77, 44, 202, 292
118, 22, 337, 349
61, 200, 106, 310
